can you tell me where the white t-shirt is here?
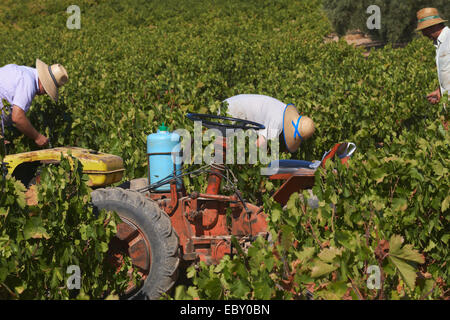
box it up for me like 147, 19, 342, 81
223, 94, 285, 140
435, 26, 450, 95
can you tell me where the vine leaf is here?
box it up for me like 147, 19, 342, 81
311, 260, 338, 278
388, 235, 425, 290
391, 198, 408, 212
318, 247, 343, 263
442, 195, 450, 213
23, 217, 50, 240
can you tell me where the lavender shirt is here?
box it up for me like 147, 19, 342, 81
0, 64, 39, 125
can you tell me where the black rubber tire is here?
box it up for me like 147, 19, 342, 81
91, 188, 180, 300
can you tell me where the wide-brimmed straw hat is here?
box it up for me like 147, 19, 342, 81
282, 104, 315, 153
416, 8, 447, 31
36, 59, 69, 103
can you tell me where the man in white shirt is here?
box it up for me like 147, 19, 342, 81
223, 94, 315, 153
0, 59, 68, 147
416, 8, 450, 104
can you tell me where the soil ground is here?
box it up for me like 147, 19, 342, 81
324, 30, 406, 57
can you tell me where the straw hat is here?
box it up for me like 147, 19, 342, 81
282, 104, 315, 153
416, 8, 447, 31
36, 59, 69, 103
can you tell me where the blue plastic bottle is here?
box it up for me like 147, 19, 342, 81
147, 123, 182, 192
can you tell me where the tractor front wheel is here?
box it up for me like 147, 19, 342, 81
91, 188, 180, 300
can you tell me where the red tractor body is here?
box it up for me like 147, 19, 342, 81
141, 136, 270, 265
92, 113, 355, 299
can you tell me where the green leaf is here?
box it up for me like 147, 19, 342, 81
271, 207, 282, 223
318, 247, 343, 263
442, 195, 450, 213
0, 267, 9, 282
0, 207, 9, 217
23, 217, 50, 240
296, 247, 315, 263
311, 260, 338, 278
230, 279, 250, 298
388, 235, 425, 290
389, 235, 425, 264
388, 256, 418, 291
99, 242, 109, 253
174, 285, 192, 300
391, 243, 425, 264
186, 266, 197, 279
50, 268, 63, 288
280, 224, 294, 251
253, 280, 272, 300
14, 283, 26, 295
431, 161, 447, 177
372, 168, 389, 184
391, 198, 408, 212
389, 234, 404, 253
205, 278, 223, 299
319, 281, 348, 300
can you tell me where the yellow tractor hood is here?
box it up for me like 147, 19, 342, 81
4, 147, 125, 187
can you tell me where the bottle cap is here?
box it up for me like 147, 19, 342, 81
158, 122, 168, 131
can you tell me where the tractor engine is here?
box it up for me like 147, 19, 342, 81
146, 125, 268, 264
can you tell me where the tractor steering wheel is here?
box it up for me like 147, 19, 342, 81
186, 113, 265, 133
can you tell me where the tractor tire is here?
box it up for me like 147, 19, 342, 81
91, 188, 180, 300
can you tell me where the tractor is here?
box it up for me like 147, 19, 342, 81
1, 113, 355, 299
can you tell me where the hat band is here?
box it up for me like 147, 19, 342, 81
48, 66, 59, 88
292, 115, 303, 141
418, 15, 441, 23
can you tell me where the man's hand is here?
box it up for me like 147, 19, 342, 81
256, 135, 267, 148
427, 88, 441, 104
34, 134, 49, 147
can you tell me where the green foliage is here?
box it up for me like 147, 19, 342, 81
179, 130, 448, 299
0, 0, 448, 299
323, 0, 450, 43
0, 155, 130, 299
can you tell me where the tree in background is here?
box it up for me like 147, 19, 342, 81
323, 0, 450, 43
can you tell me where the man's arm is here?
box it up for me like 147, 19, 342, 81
11, 106, 48, 146
257, 135, 267, 148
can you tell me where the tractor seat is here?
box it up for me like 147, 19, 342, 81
262, 159, 320, 175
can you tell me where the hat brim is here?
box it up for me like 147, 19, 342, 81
36, 59, 58, 103
415, 18, 447, 31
